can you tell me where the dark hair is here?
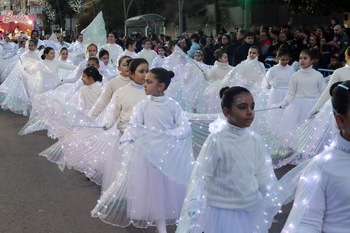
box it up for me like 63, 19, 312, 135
300, 49, 315, 60
108, 31, 118, 39
98, 49, 109, 59
249, 45, 259, 51
118, 55, 132, 66
149, 68, 174, 90
59, 47, 68, 54
128, 58, 148, 74
28, 38, 38, 46
245, 31, 255, 38
41, 46, 54, 60
220, 86, 251, 109
330, 80, 350, 115
125, 38, 136, 49
214, 49, 225, 60
277, 45, 291, 58
190, 34, 199, 42
31, 30, 39, 37
88, 56, 99, 65
83, 66, 103, 82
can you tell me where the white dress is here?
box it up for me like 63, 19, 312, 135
176, 122, 277, 233
69, 41, 85, 65
137, 49, 157, 67
78, 81, 103, 112
92, 95, 194, 228
101, 43, 123, 65
283, 133, 350, 233
266, 64, 295, 105
116, 50, 138, 64
0, 41, 18, 82
0, 50, 40, 115
151, 55, 165, 68
201, 61, 233, 113
277, 67, 326, 135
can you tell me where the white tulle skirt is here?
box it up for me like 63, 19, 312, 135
204, 206, 255, 233
0, 55, 18, 82
267, 88, 287, 106
127, 153, 186, 220
0, 67, 31, 116
277, 97, 318, 135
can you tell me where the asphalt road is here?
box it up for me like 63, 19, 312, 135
0, 108, 292, 233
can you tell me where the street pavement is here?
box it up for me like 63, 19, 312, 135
0, 108, 292, 233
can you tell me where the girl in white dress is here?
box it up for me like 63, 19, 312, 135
277, 49, 326, 134
101, 32, 123, 65
78, 66, 103, 112
92, 67, 193, 233
116, 38, 138, 63
151, 46, 166, 68
98, 49, 117, 80
202, 49, 233, 113
283, 80, 350, 233
266, 47, 295, 106
0, 39, 40, 115
88, 55, 132, 119
138, 39, 157, 66
177, 86, 276, 233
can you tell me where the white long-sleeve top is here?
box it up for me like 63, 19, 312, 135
131, 95, 191, 136
101, 43, 123, 65
102, 81, 146, 130
311, 65, 350, 112
204, 61, 233, 82
199, 123, 276, 211
283, 67, 326, 104
296, 133, 350, 233
151, 55, 166, 68
117, 50, 138, 64
88, 74, 130, 118
266, 64, 295, 89
138, 49, 157, 67
78, 81, 103, 112
21, 50, 40, 61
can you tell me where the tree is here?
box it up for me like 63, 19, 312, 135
284, 0, 350, 15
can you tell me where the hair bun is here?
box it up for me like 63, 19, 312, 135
329, 81, 343, 97
41, 54, 45, 60
219, 86, 230, 99
168, 70, 175, 79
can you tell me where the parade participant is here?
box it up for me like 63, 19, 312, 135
88, 55, 132, 119
70, 33, 85, 65
151, 46, 166, 68
177, 86, 276, 233
266, 47, 295, 106
92, 68, 193, 233
277, 49, 326, 134
0, 34, 18, 82
117, 38, 138, 63
283, 80, 350, 233
78, 66, 103, 112
138, 39, 157, 66
101, 32, 123, 65
0, 39, 40, 115
98, 49, 117, 80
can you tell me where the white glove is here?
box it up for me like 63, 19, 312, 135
103, 122, 115, 130
279, 101, 289, 109
307, 110, 319, 119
